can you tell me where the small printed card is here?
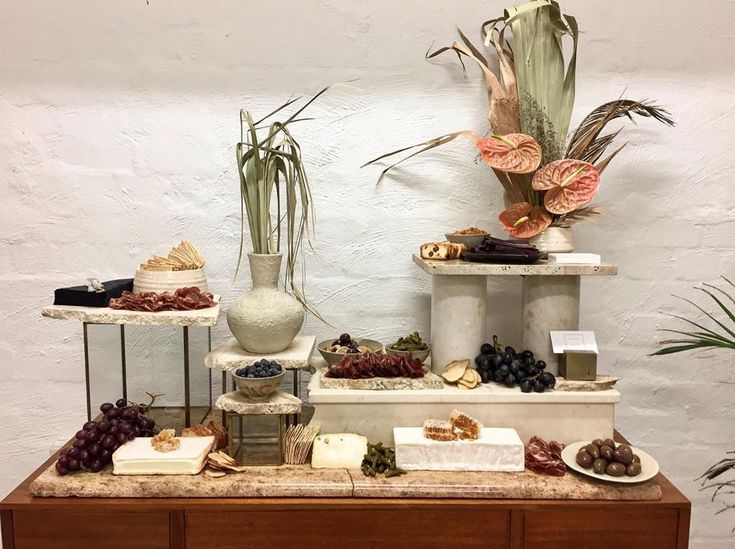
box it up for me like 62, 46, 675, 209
550, 331, 598, 355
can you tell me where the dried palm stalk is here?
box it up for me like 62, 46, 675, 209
487, 1, 579, 155
554, 206, 601, 227
565, 99, 674, 170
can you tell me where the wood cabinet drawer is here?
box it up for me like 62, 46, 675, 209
187, 508, 511, 549
12, 510, 169, 549
523, 508, 680, 549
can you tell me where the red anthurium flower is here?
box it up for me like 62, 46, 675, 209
476, 133, 542, 174
531, 159, 601, 214
498, 202, 552, 239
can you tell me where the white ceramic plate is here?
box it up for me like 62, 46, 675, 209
561, 441, 659, 484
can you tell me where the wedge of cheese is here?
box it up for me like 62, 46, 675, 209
112, 436, 214, 475
311, 433, 368, 469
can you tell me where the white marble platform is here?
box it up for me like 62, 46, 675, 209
215, 390, 302, 415
309, 369, 619, 446
204, 336, 315, 371
413, 255, 618, 276
42, 302, 220, 327
319, 367, 444, 390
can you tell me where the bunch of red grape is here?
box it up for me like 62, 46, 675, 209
55, 398, 159, 476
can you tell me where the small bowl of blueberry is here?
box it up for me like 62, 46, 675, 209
232, 359, 286, 401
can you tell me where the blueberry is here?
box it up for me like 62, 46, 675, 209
247, 374, 255, 378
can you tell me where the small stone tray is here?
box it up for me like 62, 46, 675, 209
318, 368, 444, 390
555, 375, 621, 392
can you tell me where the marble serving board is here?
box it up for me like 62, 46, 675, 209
318, 368, 444, 390
30, 463, 661, 501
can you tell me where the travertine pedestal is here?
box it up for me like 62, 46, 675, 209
413, 256, 618, 375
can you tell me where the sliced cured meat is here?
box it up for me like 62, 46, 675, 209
325, 353, 426, 379
524, 436, 566, 476
109, 287, 216, 312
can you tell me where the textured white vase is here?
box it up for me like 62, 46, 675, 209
227, 253, 305, 354
529, 226, 575, 254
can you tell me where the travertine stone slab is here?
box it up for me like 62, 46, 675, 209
349, 469, 661, 501
556, 375, 621, 391
205, 336, 316, 371
29, 462, 661, 501
413, 254, 618, 276
42, 302, 220, 327
215, 390, 302, 415
319, 368, 444, 390
31, 464, 352, 498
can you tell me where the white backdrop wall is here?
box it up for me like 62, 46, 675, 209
1, 0, 734, 546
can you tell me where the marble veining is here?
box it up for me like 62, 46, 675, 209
30, 462, 661, 501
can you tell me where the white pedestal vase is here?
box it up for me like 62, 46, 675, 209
226, 253, 305, 354
529, 226, 575, 253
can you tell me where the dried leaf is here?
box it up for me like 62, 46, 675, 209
476, 133, 542, 174
532, 159, 600, 214
498, 202, 552, 238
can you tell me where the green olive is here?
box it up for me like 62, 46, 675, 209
606, 462, 626, 477
603, 438, 616, 450
599, 445, 614, 461
576, 450, 594, 468
626, 462, 642, 477
613, 446, 634, 465
592, 458, 608, 474
592, 439, 605, 447
585, 444, 601, 459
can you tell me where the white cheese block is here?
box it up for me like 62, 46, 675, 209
547, 253, 601, 265
112, 436, 214, 475
311, 433, 368, 469
394, 427, 524, 472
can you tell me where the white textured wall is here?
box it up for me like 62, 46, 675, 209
1, 0, 734, 545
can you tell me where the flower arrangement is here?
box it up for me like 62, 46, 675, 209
365, 0, 674, 239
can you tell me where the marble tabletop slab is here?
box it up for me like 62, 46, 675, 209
215, 390, 302, 415
30, 463, 660, 501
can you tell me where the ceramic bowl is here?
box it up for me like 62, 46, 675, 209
232, 369, 285, 401
133, 268, 208, 294
445, 232, 488, 249
317, 338, 384, 365
384, 344, 431, 364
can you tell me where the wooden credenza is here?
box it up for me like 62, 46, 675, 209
0, 457, 691, 549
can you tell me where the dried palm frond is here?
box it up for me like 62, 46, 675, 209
565, 99, 674, 167
651, 277, 735, 356
554, 206, 601, 227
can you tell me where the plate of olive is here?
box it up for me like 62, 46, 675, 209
561, 439, 659, 484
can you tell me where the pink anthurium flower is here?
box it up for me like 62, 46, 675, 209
476, 133, 542, 174
498, 202, 553, 238
532, 159, 601, 214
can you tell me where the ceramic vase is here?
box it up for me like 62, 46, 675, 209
227, 253, 305, 353
529, 226, 575, 254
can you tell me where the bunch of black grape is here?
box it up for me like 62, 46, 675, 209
474, 336, 556, 393
55, 397, 159, 476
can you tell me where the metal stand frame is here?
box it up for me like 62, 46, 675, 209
227, 413, 286, 466
82, 324, 212, 426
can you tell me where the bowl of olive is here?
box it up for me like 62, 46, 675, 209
561, 439, 659, 484
385, 331, 431, 364
317, 334, 384, 365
